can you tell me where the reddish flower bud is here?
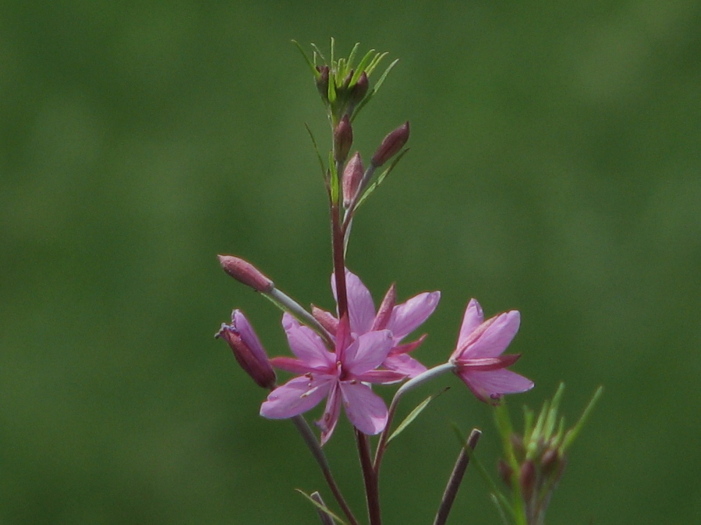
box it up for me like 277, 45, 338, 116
349, 72, 369, 106
498, 459, 513, 487
371, 121, 410, 167
216, 310, 276, 389
342, 152, 364, 208
519, 460, 537, 501
316, 65, 330, 102
218, 255, 274, 293
333, 115, 353, 164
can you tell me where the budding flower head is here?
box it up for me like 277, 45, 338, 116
216, 310, 276, 389
494, 384, 603, 524
371, 121, 410, 167
218, 255, 274, 293
342, 152, 364, 208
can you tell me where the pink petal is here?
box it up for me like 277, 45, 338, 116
457, 299, 484, 349
333, 270, 376, 333
282, 313, 334, 369
269, 356, 317, 374
317, 383, 342, 445
340, 381, 388, 435
354, 369, 407, 384
232, 310, 268, 363
260, 375, 333, 419
388, 291, 440, 340
383, 352, 427, 378
344, 330, 393, 375
371, 283, 396, 330
457, 368, 534, 404
462, 310, 521, 358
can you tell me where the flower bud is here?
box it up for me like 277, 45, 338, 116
349, 71, 369, 106
519, 460, 536, 501
216, 310, 276, 389
342, 152, 364, 208
333, 115, 353, 164
218, 255, 274, 293
316, 65, 330, 103
371, 121, 410, 167
498, 459, 513, 487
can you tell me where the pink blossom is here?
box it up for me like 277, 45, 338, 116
450, 299, 534, 403
322, 269, 440, 378
260, 313, 404, 444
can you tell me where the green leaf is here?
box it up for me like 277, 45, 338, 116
353, 149, 408, 209
292, 40, 319, 77
352, 49, 377, 82
346, 42, 360, 70
295, 489, 347, 525
562, 385, 604, 451
351, 58, 398, 120
387, 387, 449, 444
365, 51, 388, 77
310, 42, 326, 63
304, 123, 327, 179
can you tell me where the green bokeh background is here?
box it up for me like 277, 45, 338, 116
2, 1, 700, 523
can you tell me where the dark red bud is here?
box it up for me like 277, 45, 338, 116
316, 65, 330, 102
349, 72, 369, 105
334, 115, 353, 164
498, 459, 513, 487
371, 121, 410, 167
519, 460, 537, 500
218, 255, 274, 293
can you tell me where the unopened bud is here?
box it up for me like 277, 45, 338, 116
498, 459, 513, 487
334, 115, 353, 164
218, 255, 274, 293
371, 121, 410, 167
316, 65, 330, 102
342, 152, 364, 208
519, 460, 537, 501
349, 72, 369, 106
215, 310, 276, 389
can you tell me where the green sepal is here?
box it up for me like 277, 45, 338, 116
295, 489, 347, 525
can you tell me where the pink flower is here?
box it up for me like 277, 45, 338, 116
260, 313, 405, 444
318, 270, 440, 378
450, 299, 534, 403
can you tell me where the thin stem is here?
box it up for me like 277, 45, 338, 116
331, 203, 348, 318
356, 430, 382, 525
432, 429, 482, 525
292, 416, 360, 525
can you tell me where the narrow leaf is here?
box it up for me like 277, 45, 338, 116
295, 489, 347, 525
562, 385, 604, 451
388, 387, 449, 444
304, 123, 327, 179
353, 149, 408, 209
291, 40, 319, 77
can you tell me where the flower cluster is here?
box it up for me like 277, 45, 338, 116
213, 41, 546, 525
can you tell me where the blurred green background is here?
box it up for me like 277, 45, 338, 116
2, 1, 700, 523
